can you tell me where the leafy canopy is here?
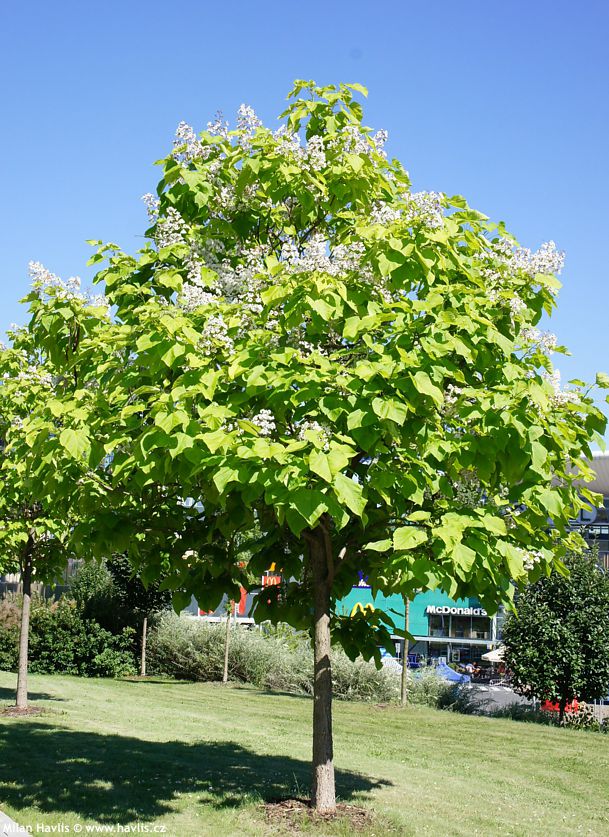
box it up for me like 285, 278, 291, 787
10, 80, 608, 659
503, 549, 609, 704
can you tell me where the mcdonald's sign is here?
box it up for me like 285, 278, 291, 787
350, 602, 376, 617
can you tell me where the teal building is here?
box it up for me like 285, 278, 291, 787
338, 584, 496, 664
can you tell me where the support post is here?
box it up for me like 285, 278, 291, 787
400, 596, 410, 706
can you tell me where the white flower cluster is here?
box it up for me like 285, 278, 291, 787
178, 239, 268, 320
404, 191, 445, 229
491, 238, 565, 282
370, 202, 401, 225
237, 104, 262, 133
543, 370, 579, 408
28, 262, 109, 311
173, 121, 209, 164
207, 111, 229, 139
273, 125, 302, 153
508, 295, 526, 316
29, 261, 81, 294
2, 363, 55, 401
511, 240, 565, 278
370, 192, 444, 230
321, 123, 388, 164
443, 384, 463, 409
271, 126, 328, 171
297, 419, 331, 450
236, 104, 262, 151
280, 234, 367, 278
305, 134, 326, 170
452, 472, 484, 507
181, 285, 216, 311
372, 129, 388, 155
198, 314, 234, 354
519, 326, 558, 354
518, 548, 543, 572
250, 409, 275, 436
156, 207, 188, 248
142, 193, 160, 222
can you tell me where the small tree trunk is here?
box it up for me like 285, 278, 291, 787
400, 596, 410, 707
140, 615, 148, 677
559, 697, 567, 725
16, 549, 33, 710
222, 602, 232, 684
310, 526, 336, 814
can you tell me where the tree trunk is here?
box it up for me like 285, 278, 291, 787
400, 596, 410, 707
310, 526, 336, 814
16, 549, 33, 710
140, 615, 148, 677
559, 696, 567, 725
222, 602, 231, 684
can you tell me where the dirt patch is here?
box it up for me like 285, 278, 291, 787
264, 797, 374, 833
1, 706, 45, 717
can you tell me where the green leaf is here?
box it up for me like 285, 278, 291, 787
411, 371, 443, 407
347, 82, 368, 97
453, 543, 476, 572
59, 428, 90, 461
393, 526, 427, 551
500, 543, 525, 579
213, 466, 240, 494
286, 489, 329, 533
364, 539, 392, 552
372, 398, 409, 425
161, 342, 186, 368
309, 450, 333, 482
596, 372, 609, 388
333, 473, 366, 516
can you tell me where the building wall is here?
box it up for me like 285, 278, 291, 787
337, 586, 488, 637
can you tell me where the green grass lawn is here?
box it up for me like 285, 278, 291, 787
0, 672, 608, 836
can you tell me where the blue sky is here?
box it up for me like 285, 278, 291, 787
1, 0, 607, 401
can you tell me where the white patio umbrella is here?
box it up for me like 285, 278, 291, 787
481, 646, 505, 663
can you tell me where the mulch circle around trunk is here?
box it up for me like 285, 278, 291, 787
1, 706, 45, 717
264, 798, 374, 832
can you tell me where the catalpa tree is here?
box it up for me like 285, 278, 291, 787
0, 307, 98, 710
17, 81, 606, 811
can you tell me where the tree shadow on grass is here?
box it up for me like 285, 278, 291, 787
0, 687, 65, 702
0, 722, 391, 824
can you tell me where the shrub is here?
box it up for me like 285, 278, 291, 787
29, 599, 136, 677
148, 613, 402, 702
407, 664, 455, 708
436, 682, 484, 714
0, 624, 18, 672
0, 596, 21, 671
0, 596, 136, 677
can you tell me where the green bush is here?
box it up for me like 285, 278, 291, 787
0, 596, 136, 677
29, 599, 136, 677
148, 612, 401, 703
0, 596, 20, 671
0, 624, 18, 672
69, 561, 133, 636
435, 682, 483, 714
408, 664, 456, 708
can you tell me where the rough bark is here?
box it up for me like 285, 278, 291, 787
16, 545, 33, 710
400, 596, 410, 707
140, 615, 148, 677
310, 525, 336, 813
222, 602, 231, 684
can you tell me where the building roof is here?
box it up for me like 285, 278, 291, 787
587, 452, 609, 497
